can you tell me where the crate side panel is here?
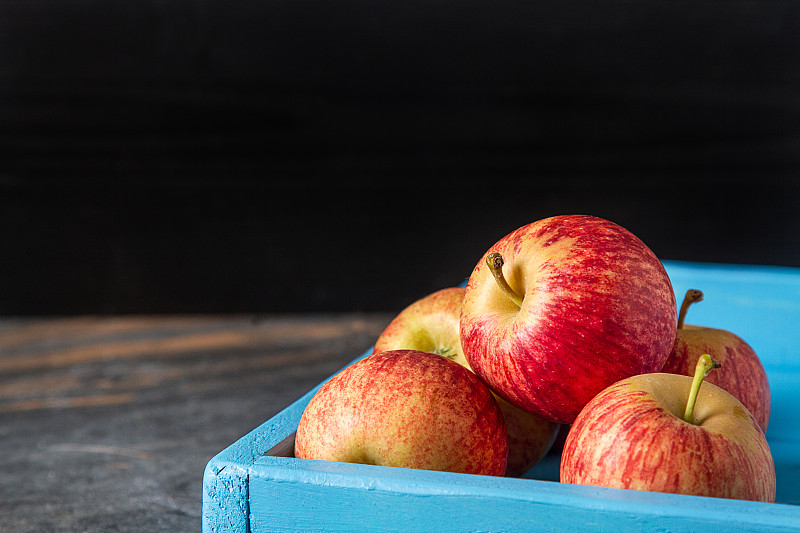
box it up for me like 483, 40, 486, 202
248, 460, 800, 533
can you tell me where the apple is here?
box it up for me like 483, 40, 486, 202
460, 214, 677, 424
661, 289, 771, 431
294, 349, 509, 476
561, 354, 776, 502
373, 286, 560, 477
373, 287, 466, 363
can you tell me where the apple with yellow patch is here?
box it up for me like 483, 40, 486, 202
561, 354, 776, 502
295, 349, 509, 476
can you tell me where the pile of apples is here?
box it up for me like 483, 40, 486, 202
295, 215, 776, 502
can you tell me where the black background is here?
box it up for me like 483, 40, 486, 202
2, 0, 799, 315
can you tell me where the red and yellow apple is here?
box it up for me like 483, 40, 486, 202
561, 354, 776, 502
662, 289, 771, 431
373, 286, 560, 477
295, 349, 509, 476
460, 215, 677, 424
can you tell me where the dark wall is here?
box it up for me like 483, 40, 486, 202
2, 1, 799, 314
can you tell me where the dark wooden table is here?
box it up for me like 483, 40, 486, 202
0, 314, 393, 532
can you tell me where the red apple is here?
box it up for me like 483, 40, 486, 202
561, 354, 776, 502
373, 287, 560, 477
662, 289, 771, 431
295, 349, 509, 476
460, 215, 677, 424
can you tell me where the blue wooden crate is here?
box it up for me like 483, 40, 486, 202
203, 260, 800, 532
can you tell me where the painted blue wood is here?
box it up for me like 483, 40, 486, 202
203, 260, 800, 532
248, 459, 800, 533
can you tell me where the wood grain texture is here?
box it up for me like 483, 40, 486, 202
0, 313, 392, 532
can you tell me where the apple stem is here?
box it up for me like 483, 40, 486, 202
677, 289, 704, 329
683, 353, 721, 424
486, 252, 523, 308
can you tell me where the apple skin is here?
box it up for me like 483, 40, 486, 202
460, 215, 677, 424
295, 349, 509, 476
373, 287, 467, 363
560, 373, 776, 502
373, 287, 560, 477
663, 323, 771, 432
